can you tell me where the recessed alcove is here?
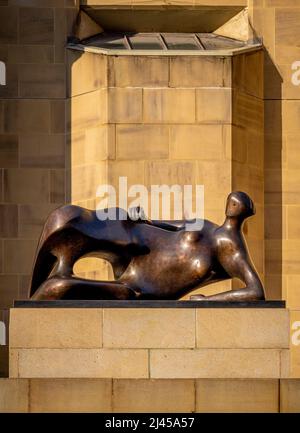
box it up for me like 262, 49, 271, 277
67, 6, 264, 297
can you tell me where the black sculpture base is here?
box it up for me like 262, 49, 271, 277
14, 300, 285, 309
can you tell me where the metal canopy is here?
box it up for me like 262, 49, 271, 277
82, 32, 246, 51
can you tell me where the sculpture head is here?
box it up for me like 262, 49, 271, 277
225, 191, 255, 219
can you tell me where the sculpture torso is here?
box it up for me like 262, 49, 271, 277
119, 221, 226, 299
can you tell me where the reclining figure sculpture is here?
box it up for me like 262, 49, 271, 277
29, 191, 265, 302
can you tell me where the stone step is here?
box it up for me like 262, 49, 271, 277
1, 377, 300, 413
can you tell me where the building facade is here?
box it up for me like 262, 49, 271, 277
0, 0, 300, 412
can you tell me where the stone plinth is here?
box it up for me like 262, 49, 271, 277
9, 302, 289, 380
1, 302, 300, 412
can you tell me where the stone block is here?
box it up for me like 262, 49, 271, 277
108, 88, 142, 124
113, 379, 195, 413
4, 100, 51, 134
18, 276, 31, 301
107, 160, 145, 191
71, 125, 115, 167
280, 350, 290, 379
285, 134, 300, 170
0, 204, 18, 238
11, 349, 149, 379
250, 7, 275, 57
245, 238, 264, 275
196, 309, 289, 348
116, 125, 169, 160
283, 101, 300, 135
278, 64, 300, 100
143, 89, 195, 124
68, 51, 107, 97
150, 349, 281, 378
287, 206, 300, 239
103, 309, 195, 348
19, 64, 66, 98
196, 89, 232, 124
71, 163, 108, 202
19, 7, 54, 45
0, 275, 19, 309
7, 45, 54, 64
233, 90, 264, 131
3, 168, 49, 204
50, 100, 66, 134
233, 162, 264, 204
282, 240, 300, 274
50, 169, 65, 204
0, 379, 29, 413
70, 89, 108, 131
54, 7, 70, 63
10, 309, 103, 349
280, 379, 300, 413
275, 8, 300, 64
264, 205, 285, 241
170, 124, 226, 160
19, 134, 65, 168
108, 56, 169, 88
170, 56, 231, 88
18, 204, 57, 238
246, 203, 264, 240
0, 6, 18, 44
286, 277, 300, 309
196, 379, 279, 412
3, 239, 37, 274
197, 160, 231, 193
232, 51, 264, 99
145, 160, 196, 189
247, 130, 264, 169
0, 134, 18, 168
30, 379, 112, 413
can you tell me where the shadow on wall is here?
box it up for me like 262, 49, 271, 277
66, 32, 113, 282
79, 4, 245, 33
264, 51, 283, 300
0, 4, 81, 309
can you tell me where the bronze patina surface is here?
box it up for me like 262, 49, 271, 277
29, 191, 265, 302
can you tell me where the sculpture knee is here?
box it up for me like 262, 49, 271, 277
243, 282, 265, 301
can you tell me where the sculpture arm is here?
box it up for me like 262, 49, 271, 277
129, 206, 186, 231
149, 220, 186, 231
209, 242, 264, 301
192, 239, 265, 302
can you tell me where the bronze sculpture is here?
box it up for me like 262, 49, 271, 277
29, 191, 265, 302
